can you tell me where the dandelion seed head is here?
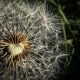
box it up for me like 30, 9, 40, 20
0, 0, 68, 80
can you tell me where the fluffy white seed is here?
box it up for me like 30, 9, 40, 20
0, 0, 68, 80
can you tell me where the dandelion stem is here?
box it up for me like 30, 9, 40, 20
61, 19, 68, 52
58, 5, 69, 24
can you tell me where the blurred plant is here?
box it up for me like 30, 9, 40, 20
48, 0, 76, 78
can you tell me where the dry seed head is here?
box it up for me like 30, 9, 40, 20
0, 0, 69, 80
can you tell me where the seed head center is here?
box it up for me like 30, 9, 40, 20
8, 43, 24, 56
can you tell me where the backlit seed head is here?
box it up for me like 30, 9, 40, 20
0, 0, 69, 80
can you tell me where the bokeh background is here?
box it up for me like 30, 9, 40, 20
47, 0, 80, 80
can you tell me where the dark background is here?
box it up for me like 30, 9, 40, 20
55, 0, 80, 80
46, 0, 80, 80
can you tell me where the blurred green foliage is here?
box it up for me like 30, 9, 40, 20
47, 0, 80, 80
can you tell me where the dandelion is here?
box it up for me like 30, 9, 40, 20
0, 0, 68, 80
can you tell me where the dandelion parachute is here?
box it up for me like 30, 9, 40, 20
0, 0, 68, 80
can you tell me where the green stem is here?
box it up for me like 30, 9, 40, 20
58, 5, 69, 24
61, 19, 68, 52
58, 5, 69, 52
49, 0, 57, 6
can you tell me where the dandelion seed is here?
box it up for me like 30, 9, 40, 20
0, 0, 68, 80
